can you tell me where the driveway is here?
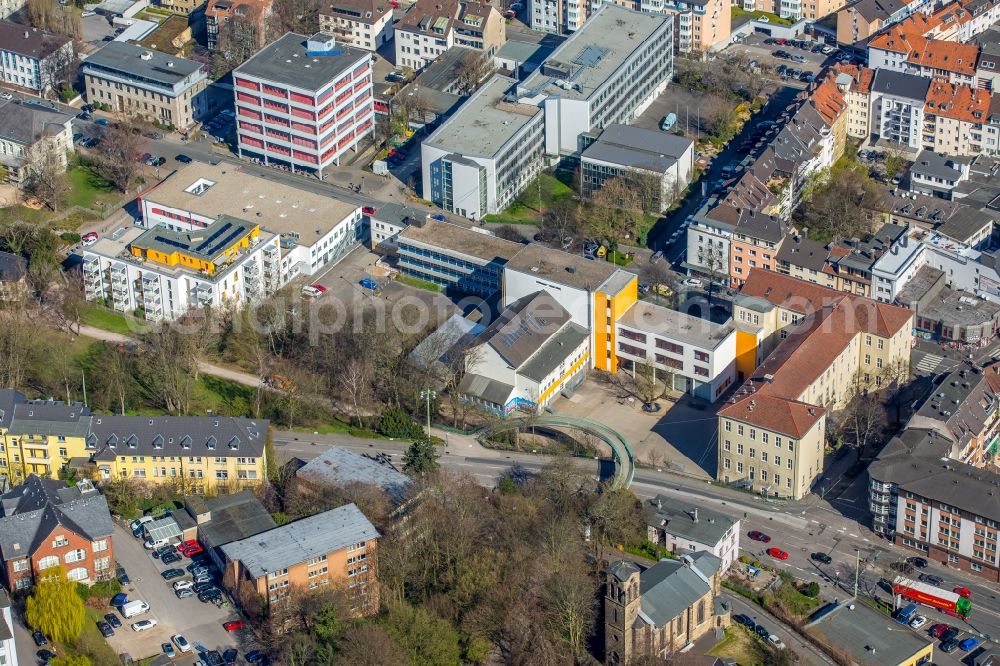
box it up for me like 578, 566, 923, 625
110, 524, 242, 660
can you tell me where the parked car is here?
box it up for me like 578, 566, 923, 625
173, 635, 192, 652
223, 649, 239, 663
748, 530, 771, 543
161, 551, 182, 565
301, 284, 326, 298
98, 621, 114, 638
173, 580, 194, 592
32, 632, 48, 646
907, 557, 928, 568
767, 547, 789, 560
175, 154, 192, 163
246, 651, 267, 663
145, 537, 169, 550
909, 615, 927, 629
960, 637, 981, 651
131, 620, 158, 632
768, 634, 786, 650
198, 591, 222, 603
223, 620, 245, 632
941, 627, 961, 642
754, 625, 769, 638
175, 588, 194, 599
95, 118, 110, 126
941, 640, 960, 653
162, 643, 176, 658
929, 623, 949, 639
810, 552, 832, 564
682, 278, 703, 288
733, 614, 755, 628
161, 568, 184, 580
650, 251, 664, 264
360, 278, 379, 290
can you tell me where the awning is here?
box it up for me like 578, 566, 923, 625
146, 516, 181, 541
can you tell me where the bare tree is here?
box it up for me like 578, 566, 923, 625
271, 0, 319, 38
454, 50, 492, 95
212, 11, 264, 75
587, 176, 645, 248
26, 0, 81, 38
93, 119, 143, 192
337, 358, 372, 427
0, 311, 33, 389
23, 142, 70, 212
840, 372, 888, 461
539, 200, 581, 245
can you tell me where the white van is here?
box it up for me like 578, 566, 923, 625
121, 600, 149, 619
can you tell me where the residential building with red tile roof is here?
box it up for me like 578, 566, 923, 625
923, 80, 993, 154
718, 269, 913, 500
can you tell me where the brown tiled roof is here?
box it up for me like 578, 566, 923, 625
908, 40, 979, 75
925, 80, 991, 123
833, 63, 875, 94
719, 270, 913, 436
809, 72, 849, 125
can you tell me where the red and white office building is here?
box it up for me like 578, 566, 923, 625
233, 32, 374, 177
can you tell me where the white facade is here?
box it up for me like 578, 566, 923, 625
615, 302, 737, 402
686, 220, 732, 277
0, 593, 15, 666
530, 0, 589, 34
870, 86, 925, 150
0, 32, 73, 94
319, 7, 393, 51
421, 75, 544, 219
394, 25, 450, 71
81, 226, 280, 321
503, 264, 596, 330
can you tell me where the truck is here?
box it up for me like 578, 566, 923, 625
893, 576, 972, 619
895, 603, 919, 624
120, 600, 149, 619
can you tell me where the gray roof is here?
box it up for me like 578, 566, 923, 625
0, 591, 10, 641
0, 390, 27, 430
518, 322, 590, 382
871, 69, 931, 101
0, 251, 26, 282
415, 46, 479, 93
456, 373, 515, 405
133, 215, 256, 264
504, 243, 624, 292
84, 41, 203, 86
618, 301, 734, 350
408, 313, 484, 377
644, 495, 738, 547
477, 291, 571, 369
221, 503, 380, 579
0, 99, 72, 148
184, 490, 276, 549
370, 202, 422, 228
911, 150, 966, 181
495, 37, 560, 69
582, 124, 694, 174
869, 426, 1000, 521
296, 446, 414, 504
398, 218, 523, 263
0, 21, 72, 61
776, 235, 829, 273
8, 400, 92, 438
235, 32, 368, 92
89, 415, 269, 461
0, 475, 113, 560
635, 555, 719, 627
805, 599, 934, 665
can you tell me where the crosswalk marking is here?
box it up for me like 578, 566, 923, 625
914, 352, 949, 375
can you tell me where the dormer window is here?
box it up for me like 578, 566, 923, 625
180, 435, 192, 450
152, 435, 164, 450
228, 436, 240, 451
86, 433, 97, 449
206, 436, 217, 450
126, 434, 138, 449
107, 434, 118, 449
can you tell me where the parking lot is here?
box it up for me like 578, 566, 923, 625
725, 33, 856, 89
110, 523, 245, 662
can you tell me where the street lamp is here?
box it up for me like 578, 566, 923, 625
420, 388, 436, 435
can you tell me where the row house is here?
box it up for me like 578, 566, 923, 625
0, 475, 114, 590
319, 0, 394, 52
395, 0, 504, 72
922, 79, 992, 155
610, 0, 729, 53
868, 28, 980, 87
234, 32, 374, 178
836, 0, 935, 47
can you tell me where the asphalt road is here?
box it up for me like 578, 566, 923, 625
272, 429, 1000, 653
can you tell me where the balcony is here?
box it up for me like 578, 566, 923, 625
83, 259, 99, 274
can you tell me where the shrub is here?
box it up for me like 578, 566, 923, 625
378, 406, 424, 439
60, 232, 82, 244
805, 582, 821, 598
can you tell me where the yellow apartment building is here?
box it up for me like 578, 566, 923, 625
0, 390, 269, 494
719, 269, 913, 499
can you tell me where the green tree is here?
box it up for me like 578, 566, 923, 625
26, 567, 86, 643
403, 435, 439, 476
378, 406, 423, 439
382, 601, 462, 666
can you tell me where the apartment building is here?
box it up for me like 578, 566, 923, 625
205, 0, 272, 50
0, 591, 14, 666
833, 64, 874, 138
605, 555, 728, 665
869, 426, 1000, 581
503, 243, 637, 374
742, 0, 849, 22
82, 42, 209, 130
234, 32, 373, 177
836, 0, 935, 46
923, 80, 992, 155
718, 269, 913, 499
421, 74, 544, 218
869, 68, 931, 150
0, 475, 114, 590
138, 161, 365, 285
457, 291, 591, 414
395, 0, 504, 71
643, 495, 741, 572
319, 0, 394, 51
729, 213, 786, 289
611, 0, 728, 53
0, 99, 72, 187
82, 216, 280, 321
221, 503, 380, 616
0, 22, 73, 94
531, 0, 589, 34
516, 5, 673, 157
396, 218, 522, 294
88, 415, 269, 493
580, 124, 695, 212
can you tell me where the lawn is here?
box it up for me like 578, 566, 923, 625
291, 420, 382, 438
65, 165, 120, 212
57, 607, 120, 664
708, 627, 762, 665
482, 171, 574, 225
731, 6, 794, 24
770, 581, 822, 620
79, 304, 140, 336
397, 273, 444, 293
